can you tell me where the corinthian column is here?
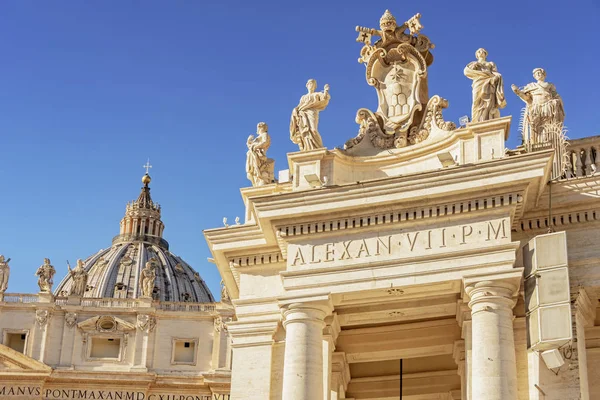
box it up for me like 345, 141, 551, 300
280, 294, 333, 400
464, 271, 522, 400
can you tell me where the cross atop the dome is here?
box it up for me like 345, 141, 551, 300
143, 159, 152, 175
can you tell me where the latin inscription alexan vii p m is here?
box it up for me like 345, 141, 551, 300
288, 218, 509, 268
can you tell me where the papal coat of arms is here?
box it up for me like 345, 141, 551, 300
345, 10, 456, 152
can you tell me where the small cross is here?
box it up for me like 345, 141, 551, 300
143, 159, 152, 174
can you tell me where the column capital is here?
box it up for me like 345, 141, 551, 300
226, 319, 280, 348
463, 269, 523, 311
278, 293, 333, 327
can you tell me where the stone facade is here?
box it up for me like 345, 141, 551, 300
0, 174, 232, 399
2, 7, 600, 400
202, 10, 600, 399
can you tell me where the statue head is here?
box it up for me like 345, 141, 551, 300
533, 68, 546, 82
0, 255, 4, 263
256, 122, 268, 134
146, 257, 157, 269
44, 258, 50, 265
76, 259, 84, 270
475, 48, 488, 62
379, 9, 397, 32
306, 79, 317, 93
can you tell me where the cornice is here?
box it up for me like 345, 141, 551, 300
250, 149, 552, 220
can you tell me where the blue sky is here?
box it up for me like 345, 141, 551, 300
0, 1, 598, 299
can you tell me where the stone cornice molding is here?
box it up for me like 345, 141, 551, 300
228, 251, 285, 270
516, 207, 600, 233
251, 150, 552, 221
323, 313, 341, 344
276, 192, 522, 241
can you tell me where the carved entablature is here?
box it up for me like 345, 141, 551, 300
347, 10, 455, 153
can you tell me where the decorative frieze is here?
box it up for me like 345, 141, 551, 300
516, 208, 600, 232
277, 192, 521, 239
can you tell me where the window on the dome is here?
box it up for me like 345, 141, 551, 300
172, 338, 197, 365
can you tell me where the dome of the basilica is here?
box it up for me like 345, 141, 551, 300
54, 173, 214, 303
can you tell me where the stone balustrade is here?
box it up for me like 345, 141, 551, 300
1, 293, 216, 313
2, 293, 40, 303
564, 136, 600, 179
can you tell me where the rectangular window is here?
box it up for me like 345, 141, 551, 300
6, 333, 27, 353
90, 337, 121, 359
172, 339, 197, 364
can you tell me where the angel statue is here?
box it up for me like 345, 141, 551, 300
245, 122, 275, 186
512, 68, 565, 144
139, 257, 157, 298
36, 258, 56, 292
67, 259, 88, 296
290, 79, 330, 151
0, 255, 10, 293
464, 48, 506, 122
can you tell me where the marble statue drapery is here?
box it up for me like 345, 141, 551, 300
512, 68, 565, 144
139, 258, 157, 298
246, 122, 274, 186
290, 79, 330, 151
68, 259, 88, 296
36, 258, 56, 292
0, 256, 9, 293
464, 48, 506, 122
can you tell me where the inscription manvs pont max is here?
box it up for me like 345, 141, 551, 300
288, 218, 508, 267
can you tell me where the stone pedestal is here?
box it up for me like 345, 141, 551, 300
37, 292, 54, 303
465, 271, 521, 400
280, 294, 333, 400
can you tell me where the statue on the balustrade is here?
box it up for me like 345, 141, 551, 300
139, 257, 157, 298
0, 255, 10, 293
67, 259, 88, 296
246, 122, 275, 186
464, 48, 506, 122
36, 258, 56, 292
290, 79, 330, 151
512, 68, 565, 144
